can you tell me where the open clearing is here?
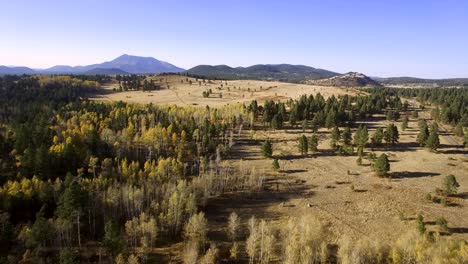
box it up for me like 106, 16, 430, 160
98, 76, 468, 261
91, 75, 359, 106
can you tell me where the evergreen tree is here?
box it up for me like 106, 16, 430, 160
261, 140, 273, 158
298, 135, 308, 156
373, 153, 390, 176
342, 127, 352, 145
425, 129, 440, 150
443, 175, 460, 195
401, 116, 409, 131
330, 127, 341, 149
417, 123, 430, 146
27, 205, 53, 248
104, 220, 124, 259
384, 123, 399, 145
371, 127, 384, 145
309, 134, 319, 153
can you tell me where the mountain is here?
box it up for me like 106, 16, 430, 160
83, 68, 129, 75
0, 66, 36, 75
77, 54, 185, 74
186, 64, 339, 82
307, 72, 382, 87
0, 54, 184, 75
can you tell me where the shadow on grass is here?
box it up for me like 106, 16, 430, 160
390, 171, 440, 179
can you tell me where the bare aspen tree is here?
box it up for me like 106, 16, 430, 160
227, 212, 240, 241
246, 216, 259, 264
182, 241, 199, 264
184, 212, 208, 248
259, 220, 274, 264
199, 243, 219, 264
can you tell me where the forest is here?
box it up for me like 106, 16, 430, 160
0, 75, 467, 263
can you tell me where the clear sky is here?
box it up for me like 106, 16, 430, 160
1, 0, 467, 78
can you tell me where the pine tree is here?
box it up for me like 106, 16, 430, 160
401, 116, 409, 131
373, 154, 390, 176
443, 175, 460, 195
298, 135, 308, 156
425, 129, 440, 150
371, 127, 384, 145
342, 127, 352, 145
309, 134, 319, 153
27, 205, 53, 248
417, 123, 430, 146
384, 123, 399, 145
261, 140, 273, 158
330, 127, 341, 149
104, 220, 124, 259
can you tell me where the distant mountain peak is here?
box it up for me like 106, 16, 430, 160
0, 55, 184, 75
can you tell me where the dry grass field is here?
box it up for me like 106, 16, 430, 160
92, 75, 359, 106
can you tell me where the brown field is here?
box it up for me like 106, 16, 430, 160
91, 75, 359, 106
93, 75, 467, 262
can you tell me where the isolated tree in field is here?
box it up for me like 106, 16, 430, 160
425, 128, 440, 150
401, 116, 409, 131
371, 127, 384, 145
354, 125, 369, 155
330, 126, 341, 149
417, 122, 430, 146
261, 140, 273, 158
298, 135, 308, 156
373, 153, 390, 176
342, 127, 352, 145
272, 159, 280, 171
309, 134, 319, 153
227, 212, 240, 242
443, 175, 460, 195
384, 123, 399, 145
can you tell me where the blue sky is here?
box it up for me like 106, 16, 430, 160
0, 0, 467, 78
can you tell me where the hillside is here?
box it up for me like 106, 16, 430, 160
376, 77, 468, 87
83, 67, 129, 75
186, 64, 339, 82
307, 72, 382, 87
0, 66, 36, 75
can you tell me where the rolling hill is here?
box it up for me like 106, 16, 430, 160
186, 64, 339, 82
307, 72, 382, 87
